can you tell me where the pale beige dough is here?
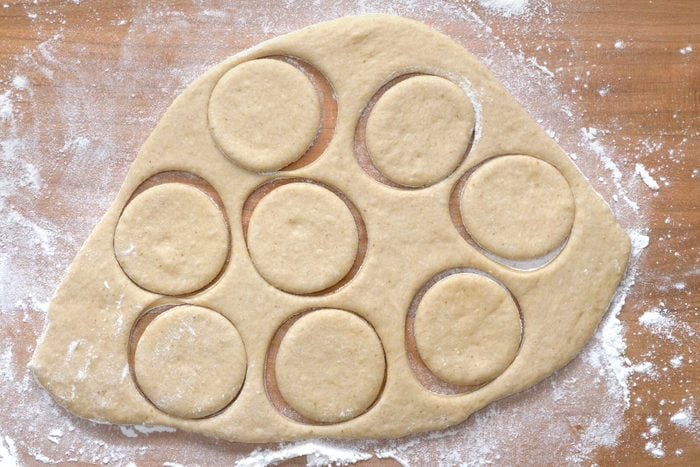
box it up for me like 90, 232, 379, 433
134, 305, 246, 419
247, 182, 358, 295
30, 16, 631, 443
366, 75, 474, 187
114, 183, 229, 295
414, 273, 521, 386
208, 58, 321, 173
274, 309, 386, 423
460, 155, 575, 261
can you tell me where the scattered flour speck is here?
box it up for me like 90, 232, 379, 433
670, 410, 691, 427
635, 163, 660, 191
679, 45, 693, 55
477, 0, 530, 17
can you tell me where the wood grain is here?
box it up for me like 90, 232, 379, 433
0, 1, 697, 465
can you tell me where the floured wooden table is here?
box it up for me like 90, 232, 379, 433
0, 1, 698, 465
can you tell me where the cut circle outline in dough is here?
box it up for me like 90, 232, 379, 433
405, 268, 523, 395
113, 175, 231, 296
449, 154, 576, 270
129, 304, 248, 420
264, 308, 387, 425
207, 56, 337, 173
243, 178, 367, 296
355, 72, 477, 190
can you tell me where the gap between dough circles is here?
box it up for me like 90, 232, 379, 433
30, 15, 630, 443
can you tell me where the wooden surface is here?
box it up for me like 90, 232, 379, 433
0, 1, 698, 465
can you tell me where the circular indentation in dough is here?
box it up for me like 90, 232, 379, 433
459, 155, 575, 261
247, 182, 359, 295
208, 58, 321, 173
133, 305, 247, 419
114, 183, 229, 295
414, 273, 521, 387
365, 75, 475, 188
274, 309, 386, 423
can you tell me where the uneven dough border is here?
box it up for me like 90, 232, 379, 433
30, 15, 631, 442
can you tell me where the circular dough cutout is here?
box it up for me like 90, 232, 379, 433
460, 155, 575, 261
208, 58, 321, 173
366, 75, 475, 187
134, 306, 247, 419
247, 183, 358, 295
415, 274, 521, 387
275, 309, 385, 423
114, 183, 229, 295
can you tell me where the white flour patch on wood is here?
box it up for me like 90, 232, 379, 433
635, 163, 660, 191
645, 440, 665, 459
477, 0, 531, 17
0, 436, 18, 467
670, 355, 683, 368
236, 442, 374, 467
670, 410, 691, 427
638, 306, 694, 343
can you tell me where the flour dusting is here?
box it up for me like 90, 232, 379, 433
1, 0, 695, 465
635, 163, 660, 191
476, 0, 530, 17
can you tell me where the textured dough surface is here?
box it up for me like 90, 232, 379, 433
274, 309, 385, 423
247, 182, 358, 294
366, 75, 474, 187
414, 273, 521, 386
30, 16, 630, 443
134, 306, 246, 419
460, 155, 575, 261
114, 183, 229, 295
208, 58, 321, 172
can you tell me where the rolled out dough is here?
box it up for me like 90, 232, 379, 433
30, 16, 630, 443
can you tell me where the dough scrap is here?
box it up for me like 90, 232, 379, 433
274, 309, 385, 423
114, 183, 229, 295
134, 305, 247, 419
30, 16, 630, 443
460, 155, 575, 261
366, 75, 475, 187
414, 273, 521, 387
208, 58, 321, 172
247, 182, 358, 295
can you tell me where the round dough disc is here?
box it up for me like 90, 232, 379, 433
134, 305, 247, 419
275, 309, 385, 423
415, 274, 521, 386
366, 75, 474, 187
208, 58, 321, 173
114, 183, 229, 295
460, 155, 575, 261
247, 183, 358, 295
